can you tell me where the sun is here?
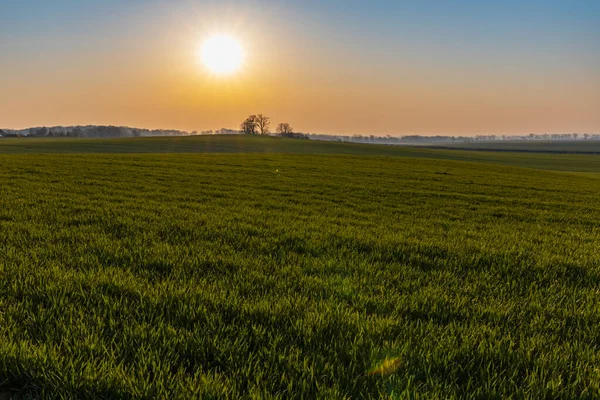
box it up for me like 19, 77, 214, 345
200, 35, 244, 75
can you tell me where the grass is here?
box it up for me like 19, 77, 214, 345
1, 147, 599, 398
429, 140, 600, 153
1, 135, 600, 172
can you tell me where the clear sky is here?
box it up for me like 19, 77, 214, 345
1, 0, 599, 135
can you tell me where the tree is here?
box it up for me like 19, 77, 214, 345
240, 115, 258, 135
255, 114, 270, 135
276, 123, 294, 136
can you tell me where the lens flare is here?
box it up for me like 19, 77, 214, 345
367, 357, 402, 376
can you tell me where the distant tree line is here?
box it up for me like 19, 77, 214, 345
198, 128, 239, 135
3, 124, 597, 144
306, 132, 600, 144
0, 126, 191, 138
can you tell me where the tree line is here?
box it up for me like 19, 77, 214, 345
240, 115, 308, 139
0, 126, 190, 139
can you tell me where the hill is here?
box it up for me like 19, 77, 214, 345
0, 153, 598, 398
426, 140, 600, 154
1, 134, 600, 173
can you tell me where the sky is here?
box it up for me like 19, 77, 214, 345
1, 0, 599, 135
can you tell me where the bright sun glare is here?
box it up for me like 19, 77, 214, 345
200, 35, 244, 75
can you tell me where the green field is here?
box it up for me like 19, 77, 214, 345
2, 135, 600, 172
1, 137, 600, 398
428, 140, 600, 154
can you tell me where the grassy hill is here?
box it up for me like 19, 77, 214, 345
427, 140, 600, 153
0, 148, 600, 399
0, 137, 599, 398
1, 135, 600, 172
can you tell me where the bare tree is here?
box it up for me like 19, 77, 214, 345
276, 123, 294, 136
255, 114, 271, 135
240, 115, 257, 135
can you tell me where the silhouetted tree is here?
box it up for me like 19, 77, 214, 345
240, 115, 258, 135
255, 114, 270, 135
276, 123, 293, 136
